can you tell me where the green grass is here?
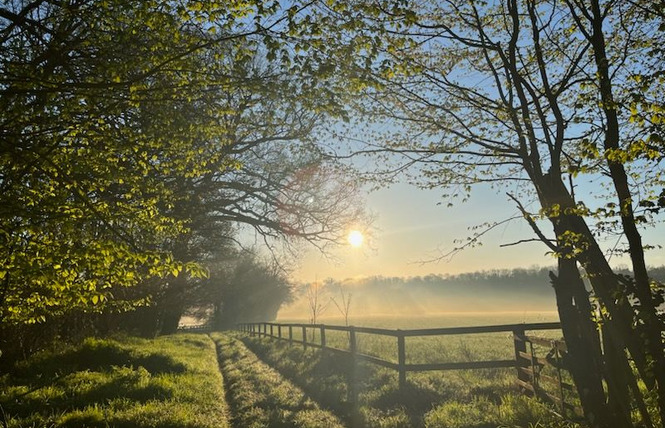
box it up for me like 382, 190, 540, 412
0, 334, 229, 428
278, 312, 563, 365
239, 327, 582, 428
210, 332, 343, 428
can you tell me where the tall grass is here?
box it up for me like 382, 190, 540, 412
0, 334, 229, 428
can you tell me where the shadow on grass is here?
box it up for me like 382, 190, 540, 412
12, 338, 186, 380
1, 338, 185, 422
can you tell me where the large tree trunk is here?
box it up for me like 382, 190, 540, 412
159, 308, 182, 335
549, 263, 618, 427
537, 173, 635, 427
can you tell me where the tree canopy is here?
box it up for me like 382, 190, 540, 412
0, 1, 364, 332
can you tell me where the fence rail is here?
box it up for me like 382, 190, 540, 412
177, 324, 212, 333
236, 320, 569, 409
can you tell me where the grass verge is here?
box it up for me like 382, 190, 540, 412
211, 332, 343, 428
0, 334, 229, 428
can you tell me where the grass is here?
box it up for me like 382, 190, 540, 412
0, 334, 229, 428
210, 332, 343, 428
0, 312, 589, 427
238, 320, 582, 428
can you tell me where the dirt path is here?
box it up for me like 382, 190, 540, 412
212, 333, 346, 428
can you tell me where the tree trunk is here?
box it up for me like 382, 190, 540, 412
585, 0, 665, 421
159, 308, 182, 335
549, 264, 617, 427
537, 172, 634, 427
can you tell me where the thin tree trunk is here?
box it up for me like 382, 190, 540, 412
549, 265, 616, 427
585, 0, 665, 421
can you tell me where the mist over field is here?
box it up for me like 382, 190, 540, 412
279, 267, 559, 321
278, 266, 665, 322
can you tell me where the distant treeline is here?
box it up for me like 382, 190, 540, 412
280, 266, 665, 318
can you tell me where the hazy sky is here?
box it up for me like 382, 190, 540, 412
293, 179, 665, 282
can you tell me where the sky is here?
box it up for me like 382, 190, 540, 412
292, 179, 665, 283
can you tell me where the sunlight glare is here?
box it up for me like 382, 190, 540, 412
348, 230, 364, 247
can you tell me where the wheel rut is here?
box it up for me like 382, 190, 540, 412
212, 332, 346, 428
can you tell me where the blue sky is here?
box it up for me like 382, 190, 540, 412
293, 178, 665, 282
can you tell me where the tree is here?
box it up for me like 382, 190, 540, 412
208, 251, 293, 330
303, 0, 664, 425
0, 0, 366, 357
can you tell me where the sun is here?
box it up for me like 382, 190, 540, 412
347, 230, 364, 247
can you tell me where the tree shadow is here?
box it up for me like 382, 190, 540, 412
11, 338, 186, 380
2, 339, 186, 422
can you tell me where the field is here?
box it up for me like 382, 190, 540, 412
0, 312, 585, 428
277, 312, 563, 365
242, 311, 579, 427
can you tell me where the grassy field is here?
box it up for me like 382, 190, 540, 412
0, 312, 583, 428
240, 312, 579, 427
276, 312, 563, 366
239, 331, 579, 428
0, 334, 229, 428
278, 311, 561, 328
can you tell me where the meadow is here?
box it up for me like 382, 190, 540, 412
276, 312, 563, 366
0, 312, 584, 428
240, 311, 580, 428
211, 333, 344, 427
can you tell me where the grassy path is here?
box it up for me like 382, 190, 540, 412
211, 333, 345, 428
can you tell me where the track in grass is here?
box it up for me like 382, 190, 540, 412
212, 332, 345, 428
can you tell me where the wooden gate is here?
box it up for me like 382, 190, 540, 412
514, 333, 580, 418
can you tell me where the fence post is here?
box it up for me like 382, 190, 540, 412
397, 330, 406, 391
320, 325, 326, 349
278, 324, 282, 339
302, 325, 307, 349
349, 326, 358, 405
513, 326, 529, 386
263, 323, 267, 337
270, 323, 274, 337
289, 325, 293, 344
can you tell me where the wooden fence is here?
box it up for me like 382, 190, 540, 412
237, 321, 576, 414
177, 323, 212, 333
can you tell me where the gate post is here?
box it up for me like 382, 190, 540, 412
397, 331, 406, 391
349, 326, 358, 404
302, 326, 307, 349
513, 326, 529, 386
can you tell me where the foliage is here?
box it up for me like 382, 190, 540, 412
208, 251, 293, 329
0, 0, 366, 340
0, 334, 229, 427
295, 0, 665, 425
